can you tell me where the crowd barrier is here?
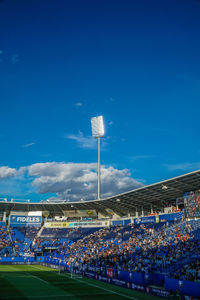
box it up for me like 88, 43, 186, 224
0, 256, 35, 262
159, 212, 184, 222
165, 277, 200, 298
112, 219, 131, 226
0, 256, 35, 264
112, 212, 183, 226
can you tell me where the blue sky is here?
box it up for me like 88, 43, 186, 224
0, 0, 200, 202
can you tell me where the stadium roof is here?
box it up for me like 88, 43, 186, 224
1, 170, 200, 217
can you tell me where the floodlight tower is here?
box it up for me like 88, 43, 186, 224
91, 116, 104, 200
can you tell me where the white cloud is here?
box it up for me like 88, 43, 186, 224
130, 155, 153, 161
0, 166, 17, 180
65, 131, 97, 149
22, 142, 35, 148
108, 121, 114, 125
27, 162, 143, 201
164, 162, 200, 171
0, 162, 143, 201
75, 102, 83, 107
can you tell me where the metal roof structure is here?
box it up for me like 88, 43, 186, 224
1, 170, 200, 217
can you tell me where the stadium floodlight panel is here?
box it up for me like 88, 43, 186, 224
91, 116, 104, 137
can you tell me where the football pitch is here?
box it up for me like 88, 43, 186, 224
0, 265, 164, 300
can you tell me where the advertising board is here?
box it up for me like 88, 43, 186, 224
133, 216, 156, 225
44, 221, 109, 228
10, 215, 42, 227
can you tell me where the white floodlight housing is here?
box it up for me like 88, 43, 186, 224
91, 116, 104, 138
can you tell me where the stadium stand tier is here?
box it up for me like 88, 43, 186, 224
1, 171, 200, 299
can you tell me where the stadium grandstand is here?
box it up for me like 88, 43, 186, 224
0, 170, 200, 299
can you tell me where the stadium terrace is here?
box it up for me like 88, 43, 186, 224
0, 171, 200, 299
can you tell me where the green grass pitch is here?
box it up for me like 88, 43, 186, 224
0, 265, 163, 300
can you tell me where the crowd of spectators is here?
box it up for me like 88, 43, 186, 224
0, 217, 200, 283
184, 191, 200, 218
40, 220, 200, 282
0, 226, 13, 255
0, 226, 37, 257
174, 260, 200, 282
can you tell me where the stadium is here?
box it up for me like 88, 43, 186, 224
1, 0, 200, 299
0, 170, 200, 299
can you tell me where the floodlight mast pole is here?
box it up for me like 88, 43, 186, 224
98, 136, 101, 200
91, 116, 104, 201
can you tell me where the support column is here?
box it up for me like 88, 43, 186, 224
142, 207, 144, 217
135, 207, 138, 218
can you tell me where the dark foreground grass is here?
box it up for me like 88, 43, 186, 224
0, 265, 163, 300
